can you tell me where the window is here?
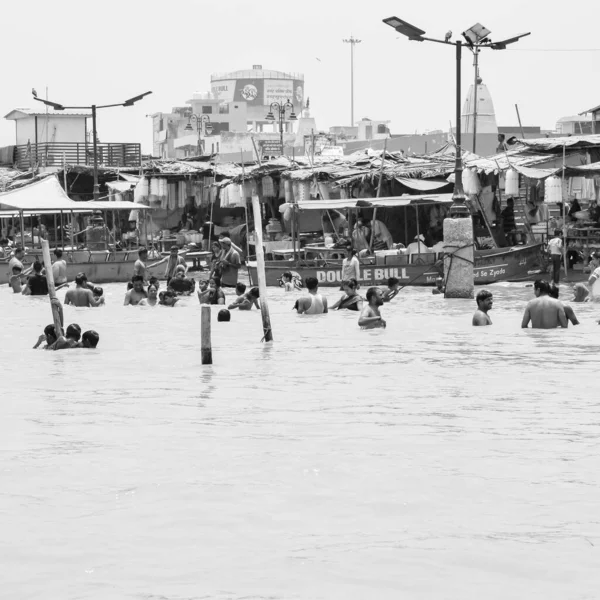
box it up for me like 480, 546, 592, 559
377, 124, 387, 134
202, 106, 212, 114
219, 103, 229, 114
218, 122, 229, 133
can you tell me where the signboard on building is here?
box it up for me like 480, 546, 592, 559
211, 77, 304, 109
265, 80, 294, 106
258, 139, 283, 157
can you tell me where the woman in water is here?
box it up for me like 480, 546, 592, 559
209, 241, 223, 278
198, 276, 226, 305
330, 279, 363, 311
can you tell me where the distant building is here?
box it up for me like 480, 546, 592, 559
461, 79, 498, 135
5, 108, 90, 146
556, 114, 593, 135
579, 104, 600, 134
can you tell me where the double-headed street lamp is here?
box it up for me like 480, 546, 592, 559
265, 100, 297, 154
33, 91, 152, 200
382, 17, 529, 217
184, 114, 213, 156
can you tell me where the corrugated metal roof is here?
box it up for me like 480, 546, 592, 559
518, 134, 600, 151
4, 107, 92, 119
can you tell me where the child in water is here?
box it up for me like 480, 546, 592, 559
9, 266, 23, 293
282, 271, 294, 292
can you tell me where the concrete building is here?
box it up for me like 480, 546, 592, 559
5, 108, 89, 146
556, 114, 594, 135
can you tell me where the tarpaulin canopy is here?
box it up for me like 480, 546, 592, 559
86, 200, 151, 211
105, 181, 136, 193
518, 134, 600, 151
363, 194, 453, 208
395, 177, 451, 191
0, 176, 85, 211
512, 165, 561, 180
564, 161, 600, 176
297, 199, 359, 210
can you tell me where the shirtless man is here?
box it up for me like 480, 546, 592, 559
472, 289, 493, 326
228, 287, 260, 311
9, 266, 23, 293
382, 277, 400, 302
65, 273, 102, 307
124, 275, 148, 306
49, 324, 82, 350
358, 287, 386, 329
133, 247, 148, 283
521, 279, 567, 329
33, 324, 59, 349
52, 249, 68, 285
296, 277, 328, 314
548, 283, 579, 326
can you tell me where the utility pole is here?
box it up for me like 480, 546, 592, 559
343, 36, 361, 127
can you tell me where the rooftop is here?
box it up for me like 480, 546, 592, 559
211, 69, 303, 81
4, 107, 92, 119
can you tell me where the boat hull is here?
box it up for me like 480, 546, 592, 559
248, 244, 543, 288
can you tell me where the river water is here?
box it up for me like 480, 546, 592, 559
1, 280, 599, 599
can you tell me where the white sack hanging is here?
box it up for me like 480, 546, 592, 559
262, 176, 275, 197
149, 178, 160, 197
463, 168, 481, 196
545, 176, 562, 203
134, 177, 149, 203
505, 169, 519, 196
284, 180, 293, 203
283, 206, 292, 222
296, 181, 310, 202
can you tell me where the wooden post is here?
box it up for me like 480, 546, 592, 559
201, 305, 212, 364
41, 239, 64, 338
251, 193, 273, 342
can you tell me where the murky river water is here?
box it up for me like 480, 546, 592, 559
1, 279, 599, 599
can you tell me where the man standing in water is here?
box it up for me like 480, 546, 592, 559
133, 247, 148, 282
548, 283, 579, 326
472, 290, 493, 326
124, 275, 148, 306
65, 274, 102, 307
296, 277, 328, 314
218, 237, 241, 287
52, 249, 68, 286
359, 287, 386, 329
521, 279, 567, 329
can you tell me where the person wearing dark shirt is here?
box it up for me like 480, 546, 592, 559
23, 261, 48, 296
168, 267, 195, 295
501, 198, 516, 245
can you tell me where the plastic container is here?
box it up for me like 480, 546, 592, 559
505, 169, 519, 196
545, 176, 562, 203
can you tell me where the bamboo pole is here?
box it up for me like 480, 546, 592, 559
251, 192, 273, 342
370, 139, 388, 251
562, 142, 568, 275
41, 239, 63, 338
240, 149, 251, 261
201, 305, 212, 364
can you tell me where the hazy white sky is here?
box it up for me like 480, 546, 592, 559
1, 0, 598, 153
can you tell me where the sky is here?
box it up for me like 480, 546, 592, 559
1, 0, 599, 154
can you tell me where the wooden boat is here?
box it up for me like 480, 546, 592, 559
248, 242, 543, 288
0, 176, 159, 284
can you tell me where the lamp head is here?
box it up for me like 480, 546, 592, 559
204, 123, 213, 135
184, 122, 193, 131
382, 16, 426, 41
123, 91, 152, 106
289, 111, 297, 121
265, 111, 275, 121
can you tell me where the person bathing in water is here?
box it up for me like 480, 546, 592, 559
295, 277, 328, 314
65, 273, 102, 307
548, 283, 579, 326
358, 287, 386, 329
521, 279, 567, 329
330, 279, 362, 311
124, 275, 147, 306
228, 287, 260, 311
472, 289, 493, 326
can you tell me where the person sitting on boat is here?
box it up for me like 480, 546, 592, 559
124, 275, 148, 306
133, 247, 148, 283
501, 198, 516, 245
218, 237, 241, 288
521, 279, 567, 329
432, 276, 445, 295
352, 218, 370, 253
52, 249, 68, 286
296, 276, 328, 315
229, 287, 260, 311
358, 287, 386, 329
406, 234, 429, 258
341, 249, 361, 283
322, 210, 347, 238
168, 266, 195, 296
548, 283, 578, 326
22, 261, 48, 296
164, 245, 188, 282
472, 290, 493, 326
367, 218, 393, 250
65, 273, 102, 307
331, 279, 362, 311
381, 277, 401, 302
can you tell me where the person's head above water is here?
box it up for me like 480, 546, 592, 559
476, 289, 493, 310
209, 276, 221, 289
81, 330, 99, 348
170, 245, 179, 255
248, 287, 260, 299
236, 282, 247, 295
217, 309, 231, 322
14, 247, 24, 259
305, 276, 319, 292
33, 261, 43, 274
138, 246, 148, 258
343, 279, 358, 292
283, 271, 292, 282
573, 282, 589, 302
387, 277, 400, 289
534, 279, 550, 297
132, 274, 144, 291
66, 323, 81, 342
149, 276, 159, 289
366, 287, 383, 306
548, 283, 560, 299
174, 265, 186, 279
75, 272, 87, 286
12, 265, 22, 275
54, 248, 63, 259
44, 324, 57, 345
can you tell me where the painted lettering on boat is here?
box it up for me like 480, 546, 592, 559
474, 267, 506, 278
316, 267, 408, 283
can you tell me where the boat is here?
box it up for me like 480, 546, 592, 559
247, 193, 544, 288
0, 176, 162, 284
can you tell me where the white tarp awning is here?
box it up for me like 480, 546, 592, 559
0, 176, 84, 211
395, 177, 451, 191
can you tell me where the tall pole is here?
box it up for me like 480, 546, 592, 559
451, 40, 467, 216
92, 104, 100, 200
280, 109, 284, 151
472, 47, 479, 154
343, 37, 361, 127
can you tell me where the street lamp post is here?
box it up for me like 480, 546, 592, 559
184, 114, 213, 156
382, 17, 529, 217
343, 36, 361, 127
33, 91, 152, 200
265, 100, 297, 155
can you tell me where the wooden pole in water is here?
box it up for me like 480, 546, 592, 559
369, 138, 387, 251
201, 305, 212, 365
41, 238, 64, 338
251, 192, 273, 342
240, 149, 252, 261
